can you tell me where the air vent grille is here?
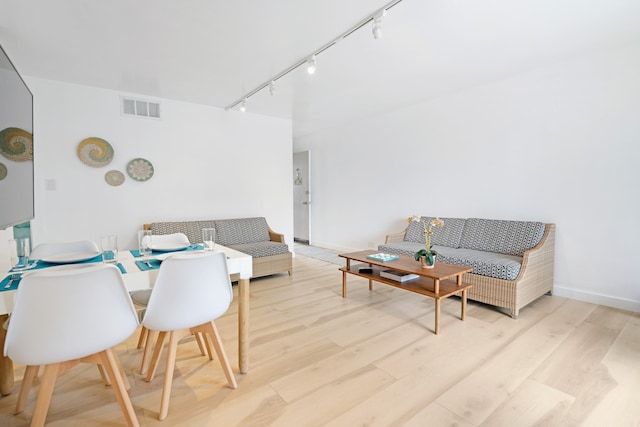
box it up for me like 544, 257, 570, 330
121, 97, 161, 119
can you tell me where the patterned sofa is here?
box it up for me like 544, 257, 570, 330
378, 217, 555, 318
145, 217, 292, 279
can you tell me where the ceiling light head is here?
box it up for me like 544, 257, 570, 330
269, 80, 276, 96
306, 55, 317, 75
372, 9, 387, 39
239, 98, 247, 112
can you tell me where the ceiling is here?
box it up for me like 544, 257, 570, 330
1, 0, 639, 138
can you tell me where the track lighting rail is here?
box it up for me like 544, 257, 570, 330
225, 0, 404, 111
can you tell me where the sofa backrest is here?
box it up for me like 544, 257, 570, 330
404, 217, 466, 248
459, 218, 545, 256
214, 217, 270, 246
150, 220, 214, 244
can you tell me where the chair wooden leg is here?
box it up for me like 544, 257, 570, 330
194, 332, 211, 358
158, 331, 180, 421
14, 365, 39, 414
99, 349, 140, 427
136, 326, 148, 349
140, 329, 158, 376
145, 331, 167, 382
199, 331, 214, 360
201, 321, 237, 389
97, 364, 111, 385
31, 363, 60, 427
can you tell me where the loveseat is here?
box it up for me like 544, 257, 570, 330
378, 217, 555, 318
145, 217, 292, 279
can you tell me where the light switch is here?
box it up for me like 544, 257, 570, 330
45, 179, 56, 191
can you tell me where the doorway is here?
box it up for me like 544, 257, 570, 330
293, 151, 310, 243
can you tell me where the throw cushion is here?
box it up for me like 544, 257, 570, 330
214, 217, 270, 246
151, 221, 202, 244
459, 218, 545, 256
403, 216, 466, 248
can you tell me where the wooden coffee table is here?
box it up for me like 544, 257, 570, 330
339, 251, 473, 334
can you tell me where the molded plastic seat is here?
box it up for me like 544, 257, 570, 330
141, 251, 237, 420
4, 264, 140, 427
131, 232, 206, 372
130, 233, 190, 306
4, 239, 122, 394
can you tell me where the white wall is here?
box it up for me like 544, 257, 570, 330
25, 78, 293, 251
294, 44, 640, 312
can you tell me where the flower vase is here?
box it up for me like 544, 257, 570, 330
420, 255, 435, 269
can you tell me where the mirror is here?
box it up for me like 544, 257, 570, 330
0, 44, 34, 230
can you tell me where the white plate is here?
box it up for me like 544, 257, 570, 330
150, 243, 190, 252
155, 250, 204, 262
39, 251, 102, 264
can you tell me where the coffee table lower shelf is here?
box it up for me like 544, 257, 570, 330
339, 264, 473, 334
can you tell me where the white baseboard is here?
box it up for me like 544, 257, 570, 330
554, 285, 640, 313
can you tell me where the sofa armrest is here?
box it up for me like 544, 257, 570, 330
516, 223, 555, 281
385, 229, 407, 244
268, 226, 285, 243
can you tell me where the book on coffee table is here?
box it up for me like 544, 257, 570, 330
380, 269, 419, 282
366, 253, 399, 262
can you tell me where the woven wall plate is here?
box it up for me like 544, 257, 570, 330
77, 137, 114, 167
0, 127, 33, 162
104, 170, 125, 186
0, 162, 7, 181
126, 158, 154, 182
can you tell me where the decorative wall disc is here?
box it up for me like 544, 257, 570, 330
126, 158, 154, 182
105, 170, 125, 186
0, 127, 33, 161
0, 162, 7, 180
77, 137, 114, 167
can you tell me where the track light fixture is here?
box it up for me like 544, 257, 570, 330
372, 9, 387, 39
306, 55, 317, 74
225, 0, 404, 111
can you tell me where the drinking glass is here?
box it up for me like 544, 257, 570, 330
202, 228, 216, 251
138, 230, 152, 260
100, 235, 118, 264
9, 238, 31, 273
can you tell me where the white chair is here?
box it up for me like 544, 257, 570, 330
11, 239, 126, 390
30, 240, 99, 261
4, 264, 140, 427
130, 233, 190, 306
130, 232, 206, 372
141, 251, 237, 421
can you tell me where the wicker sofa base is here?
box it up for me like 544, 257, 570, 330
250, 252, 293, 279
464, 271, 552, 319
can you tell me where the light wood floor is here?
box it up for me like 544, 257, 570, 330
1, 255, 639, 426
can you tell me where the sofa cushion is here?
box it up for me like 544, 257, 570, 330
214, 217, 270, 246
437, 247, 523, 281
229, 241, 290, 258
377, 242, 523, 280
151, 221, 204, 244
459, 218, 545, 256
404, 217, 466, 248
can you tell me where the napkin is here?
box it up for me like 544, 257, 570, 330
0, 275, 20, 291
135, 259, 161, 271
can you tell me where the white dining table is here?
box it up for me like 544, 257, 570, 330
0, 244, 252, 396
